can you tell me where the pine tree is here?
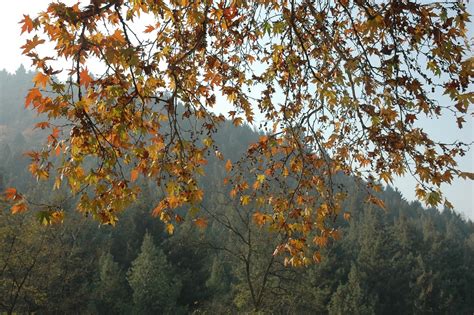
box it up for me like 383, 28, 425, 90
328, 264, 376, 315
94, 252, 130, 314
127, 233, 181, 314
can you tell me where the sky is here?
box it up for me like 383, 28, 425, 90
0, 1, 473, 220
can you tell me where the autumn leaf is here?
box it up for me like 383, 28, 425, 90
166, 223, 175, 234
11, 202, 28, 214
25, 88, 42, 108
253, 211, 269, 226
459, 172, 474, 180
225, 159, 232, 172
130, 169, 139, 182
240, 195, 250, 206
34, 121, 50, 129
194, 217, 208, 229
20, 14, 34, 34
233, 117, 243, 126
33, 72, 49, 88
21, 35, 44, 54
367, 195, 386, 210
80, 68, 93, 88
4, 187, 19, 200
144, 25, 155, 33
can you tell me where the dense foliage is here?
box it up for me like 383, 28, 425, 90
11, 0, 474, 262
1, 69, 473, 313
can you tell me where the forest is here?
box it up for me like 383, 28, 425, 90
1, 68, 474, 314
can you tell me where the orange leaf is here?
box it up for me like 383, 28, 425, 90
21, 35, 45, 54
25, 88, 42, 108
253, 211, 268, 226
80, 68, 92, 88
367, 195, 386, 209
130, 169, 139, 182
35, 121, 50, 129
11, 202, 28, 214
4, 188, 19, 200
144, 25, 155, 33
194, 217, 208, 228
33, 72, 49, 88
20, 14, 34, 34
175, 214, 184, 223
225, 159, 232, 172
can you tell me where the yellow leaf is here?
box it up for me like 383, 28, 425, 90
203, 137, 213, 147
166, 223, 175, 234
241, 195, 250, 205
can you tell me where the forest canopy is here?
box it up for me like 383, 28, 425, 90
5, 0, 474, 264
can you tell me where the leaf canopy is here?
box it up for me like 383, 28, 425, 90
14, 0, 474, 264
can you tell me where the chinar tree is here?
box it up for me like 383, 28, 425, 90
5, 0, 473, 264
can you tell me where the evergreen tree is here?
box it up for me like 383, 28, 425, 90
329, 264, 377, 315
93, 252, 130, 314
127, 233, 182, 314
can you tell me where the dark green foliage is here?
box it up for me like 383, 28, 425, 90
93, 253, 130, 314
127, 233, 182, 314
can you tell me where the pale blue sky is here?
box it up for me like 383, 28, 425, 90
0, 1, 472, 219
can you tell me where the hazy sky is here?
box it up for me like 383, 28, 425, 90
0, 1, 473, 220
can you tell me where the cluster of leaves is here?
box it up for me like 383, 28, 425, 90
14, 0, 474, 263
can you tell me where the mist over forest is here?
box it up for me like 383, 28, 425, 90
1, 68, 474, 313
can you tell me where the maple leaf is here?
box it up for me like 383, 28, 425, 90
34, 121, 50, 129
11, 202, 28, 214
80, 68, 93, 88
253, 212, 269, 226
20, 14, 34, 34
25, 88, 42, 108
194, 217, 208, 229
4, 187, 19, 200
21, 35, 45, 54
225, 159, 232, 172
144, 25, 155, 33
130, 169, 139, 182
166, 223, 175, 234
33, 72, 49, 88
